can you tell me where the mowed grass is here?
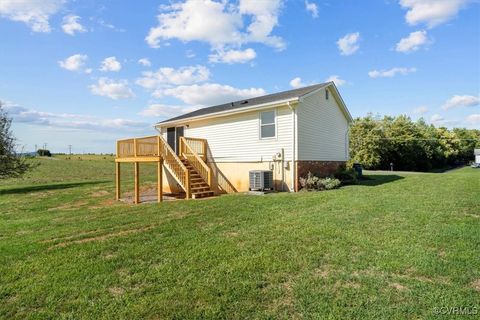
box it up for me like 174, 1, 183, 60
0, 156, 479, 319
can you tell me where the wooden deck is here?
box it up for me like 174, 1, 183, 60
115, 135, 213, 204
115, 136, 165, 204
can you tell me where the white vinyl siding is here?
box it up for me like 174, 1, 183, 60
297, 88, 349, 161
167, 106, 293, 162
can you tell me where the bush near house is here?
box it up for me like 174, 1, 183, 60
299, 172, 342, 191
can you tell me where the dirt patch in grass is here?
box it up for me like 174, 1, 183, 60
390, 282, 407, 291
313, 265, 334, 279
267, 278, 297, 318
108, 287, 125, 297
47, 200, 88, 211
48, 225, 156, 249
351, 268, 451, 286
471, 279, 480, 291
224, 231, 239, 237
335, 280, 361, 289
89, 199, 116, 209
90, 190, 110, 197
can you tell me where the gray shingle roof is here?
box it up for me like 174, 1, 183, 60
159, 82, 330, 124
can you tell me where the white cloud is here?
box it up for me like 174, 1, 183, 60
337, 32, 360, 56
430, 113, 445, 124
289, 77, 306, 88
136, 65, 210, 90
305, 1, 318, 18
58, 54, 88, 72
368, 67, 417, 78
139, 104, 199, 118
145, 0, 285, 59
62, 15, 86, 35
89, 78, 135, 100
3, 102, 148, 132
399, 0, 469, 28
413, 106, 429, 115
138, 58, 151, 67
396, 30, 429, 53
209, 48, 256, 64
159, 83, 266, 106
442, 95, 480, 110
0, 0, 65, 32
465, 114, 480, 125
100, 56, 122, 72
325, 75, 346, 87
429, 113, 460, 127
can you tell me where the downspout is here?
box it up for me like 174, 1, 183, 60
287, 101, 296, 192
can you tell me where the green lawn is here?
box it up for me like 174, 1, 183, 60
1, 156, 479, 319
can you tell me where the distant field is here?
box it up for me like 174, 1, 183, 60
0, 156, 479, 319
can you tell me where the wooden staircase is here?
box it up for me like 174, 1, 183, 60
180, 159, 214, 199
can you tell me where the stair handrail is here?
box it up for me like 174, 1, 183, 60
157, 135, 191, 198
181, 137, 207, 161
180, 137, 212, 187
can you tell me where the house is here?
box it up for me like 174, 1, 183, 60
115, 82, 352, 202
475, 149, 480, 164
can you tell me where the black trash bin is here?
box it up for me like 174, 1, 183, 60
353, 163, 362, 178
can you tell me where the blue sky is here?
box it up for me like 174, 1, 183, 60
0, 0, 479, 153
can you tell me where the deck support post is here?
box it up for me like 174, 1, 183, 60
157, 159, 163, 203
115, 162, 121, 200
134, 162, 140, 204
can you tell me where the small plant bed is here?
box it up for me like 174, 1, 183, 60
299, 172, 343, 191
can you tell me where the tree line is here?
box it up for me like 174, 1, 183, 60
349, 115, 480, 171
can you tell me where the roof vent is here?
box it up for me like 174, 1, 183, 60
230, 102, 234, 107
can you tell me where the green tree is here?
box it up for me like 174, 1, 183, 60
349, 114, 480, 171
0, 103, 33, 178
349, 115, 384, 169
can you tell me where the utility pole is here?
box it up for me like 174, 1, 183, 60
43, 143, 47, 150
34, 144, 37, 152
68, 145, 72, 155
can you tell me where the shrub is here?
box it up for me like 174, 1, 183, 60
299, 172, 341, 191
334, 167, 357, 185
319, 177, 341, 190
37, 149, 51, 157
299, 172, 320, 190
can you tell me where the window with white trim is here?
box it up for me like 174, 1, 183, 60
260, 110, 276, 139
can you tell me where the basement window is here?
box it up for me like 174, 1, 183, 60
260, 110, 276, 139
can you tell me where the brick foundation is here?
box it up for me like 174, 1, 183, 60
296, 160, 346, 191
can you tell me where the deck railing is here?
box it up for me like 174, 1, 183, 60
181, 137, 207, 161
117, 135, 160, 158
116, 135, 190, 197
180, 137, 212, 187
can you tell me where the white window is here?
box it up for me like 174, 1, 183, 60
260, 110, 276, 139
